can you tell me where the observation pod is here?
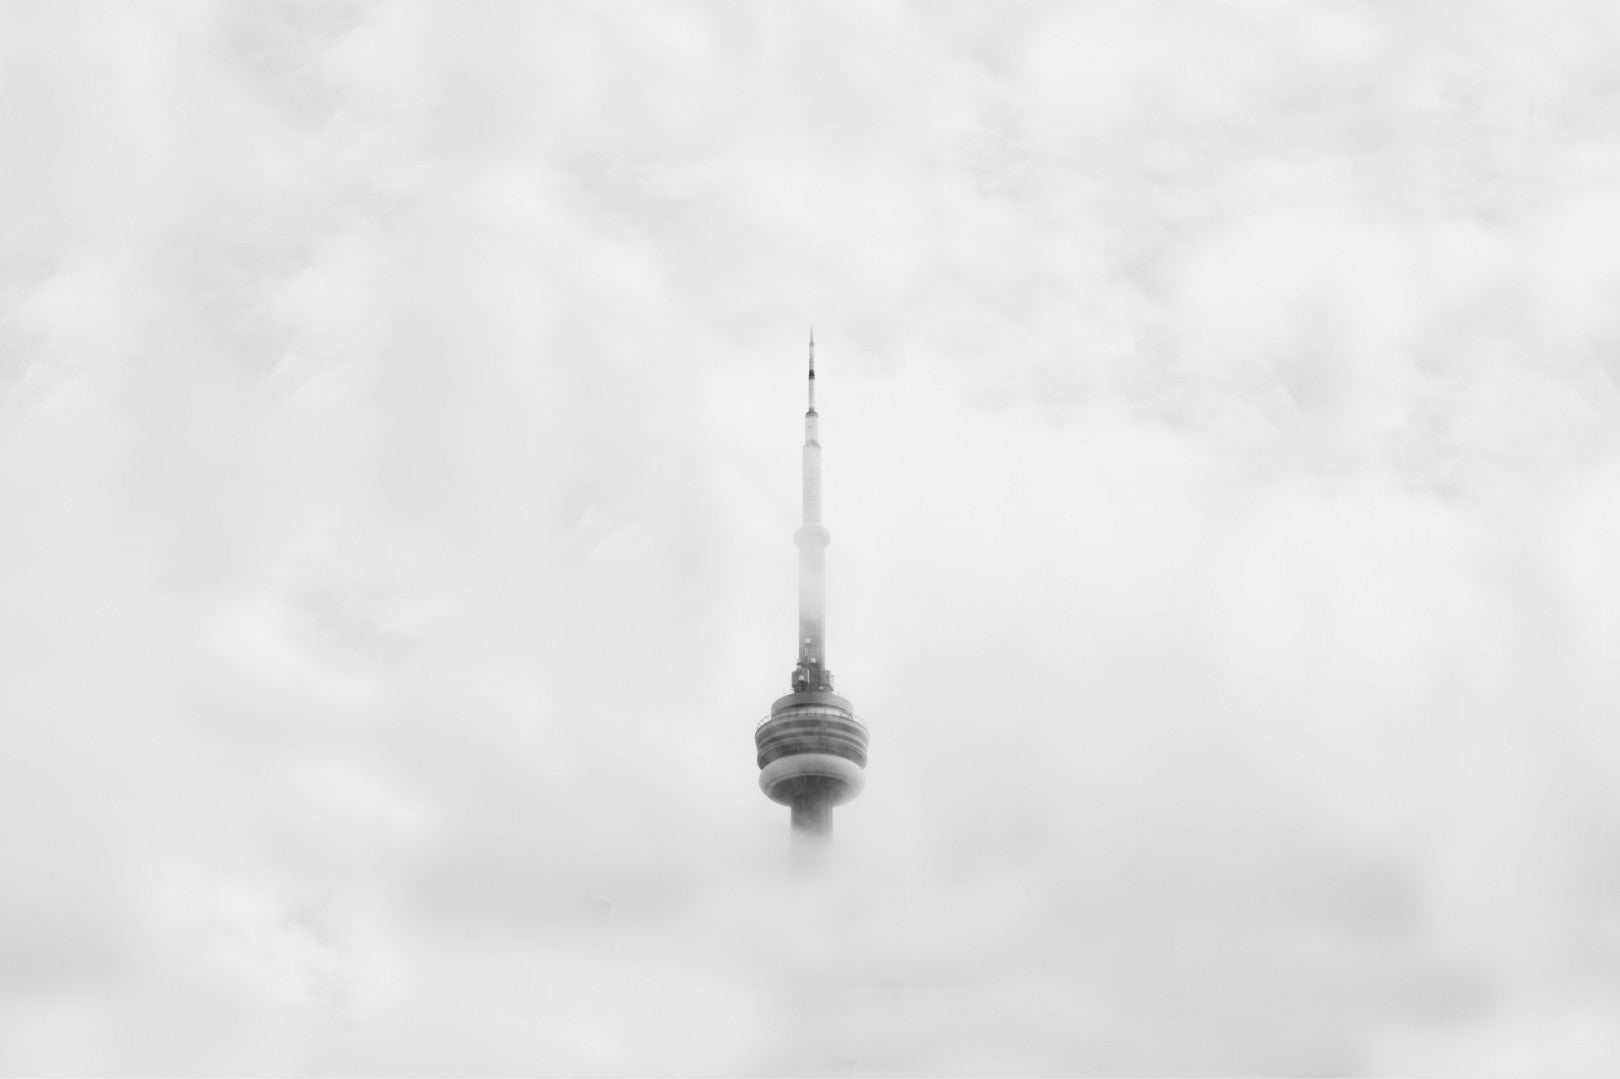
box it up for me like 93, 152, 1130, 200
756, 691, 868, 835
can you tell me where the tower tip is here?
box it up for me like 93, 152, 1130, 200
806, 330, 816, 411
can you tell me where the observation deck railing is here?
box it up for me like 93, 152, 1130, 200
757, 706, 867, 730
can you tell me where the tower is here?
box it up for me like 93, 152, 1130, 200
756, 332, 869, 841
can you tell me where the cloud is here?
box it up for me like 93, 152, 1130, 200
2, 0, 1619, 1074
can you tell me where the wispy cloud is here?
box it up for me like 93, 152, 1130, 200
2, 1, 1618, 1074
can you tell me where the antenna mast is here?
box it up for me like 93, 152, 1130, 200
793, 330, 830, 692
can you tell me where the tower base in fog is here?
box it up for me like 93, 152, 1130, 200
788, 778, 840, 835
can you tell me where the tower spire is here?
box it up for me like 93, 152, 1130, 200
794, 330, 829, 692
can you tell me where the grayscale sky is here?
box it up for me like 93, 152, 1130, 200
3, 1, 1619, 1075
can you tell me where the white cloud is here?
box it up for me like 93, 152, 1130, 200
2, 0, 1618, 1073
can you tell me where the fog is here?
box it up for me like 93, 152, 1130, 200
3, 1, 1619, 1074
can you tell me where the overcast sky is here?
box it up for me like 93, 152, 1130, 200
3, 1, 1619, 1075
